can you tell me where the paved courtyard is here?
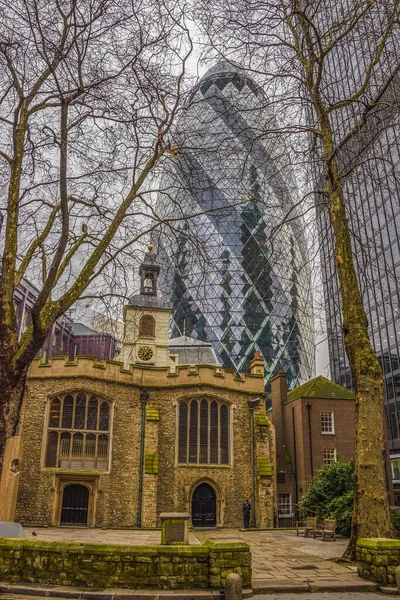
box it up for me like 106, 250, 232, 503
22, 527, 376, 593
194, 529, 373, 593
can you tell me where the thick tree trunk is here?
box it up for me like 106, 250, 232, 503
0, 364, 28, 475
320, 123, 394, 559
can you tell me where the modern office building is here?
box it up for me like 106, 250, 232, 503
155, 62, 315, 391
311, 4, 400, 478
14, 277, 120, 362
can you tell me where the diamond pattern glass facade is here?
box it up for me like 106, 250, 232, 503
311, 2, 400, 450
156, 63, 315, 391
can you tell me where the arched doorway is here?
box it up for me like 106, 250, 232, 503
192, 482, 216, 527
60, 484, 89, 526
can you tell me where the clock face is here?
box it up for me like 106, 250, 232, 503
138, 346, 154, 361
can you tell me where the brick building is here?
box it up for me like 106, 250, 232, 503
268, 370, 356, 524
0, 249, 276, 529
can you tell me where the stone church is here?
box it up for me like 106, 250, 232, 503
0, 248, 276, 529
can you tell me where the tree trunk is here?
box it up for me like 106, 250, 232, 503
0, 363, 29, 476
320, 120, 394, 559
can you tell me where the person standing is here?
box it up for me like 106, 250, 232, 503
242, 499, 251, 529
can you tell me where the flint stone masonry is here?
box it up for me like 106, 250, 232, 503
357, 538, 400, 584
0, 537, 251, 591
9, 356, 275, 530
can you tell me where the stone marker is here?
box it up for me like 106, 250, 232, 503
0, 522, 26, 538
225, 572, 243, 600
159, 512, 191, 545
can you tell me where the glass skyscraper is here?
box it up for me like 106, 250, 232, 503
155, 62, 315, 391
310, 3, 400, 454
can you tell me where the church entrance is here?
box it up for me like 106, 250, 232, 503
192, 482, 216, 527
60, 484, 89, 526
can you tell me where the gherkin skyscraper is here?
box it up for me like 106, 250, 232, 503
156, 62, 315, 391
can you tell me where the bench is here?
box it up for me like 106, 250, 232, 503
296, 516, 317, 537
322, 519, 336, 541
297, 517, 336, 541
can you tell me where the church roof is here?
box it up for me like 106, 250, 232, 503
286, 375, 355, 402
128, 294, 171, 309
169, 335, 213, 347
169, 335, 220, 366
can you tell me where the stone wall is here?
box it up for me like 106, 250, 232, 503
0, 538, 251, 590
11, 357, 275, 529
357, 538, 400, 584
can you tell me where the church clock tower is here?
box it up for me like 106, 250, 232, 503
120, 245, 174, 369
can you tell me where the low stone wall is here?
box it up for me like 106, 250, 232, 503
0, 537, 251, 590
357, 538, 400, 584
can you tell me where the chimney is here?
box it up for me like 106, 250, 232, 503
250, 351, 264, 377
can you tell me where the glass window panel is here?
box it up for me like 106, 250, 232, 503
178, 403, 188, 463
189, 400, 198, 463
98, 434, 108, 457
220, 404, 229, 464
87, 397, 98, 430
210, 401, 218, 464
85, 433, 96, 456
99, 402, 109, 431
61, 395, 74, 428
45, 431, 58, 467
74, 392, 86, 429
278, 493, 292, 516
72, 432, 84, 456
49, 398, 61, 428
199, 399, 208, 464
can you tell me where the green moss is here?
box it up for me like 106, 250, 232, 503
358, 539, 400, 549
255, 414, 268, 426
287, 375, 355, 402
144, 453, 159, 474
146, 407, 160, 421
258, 457, 273, 476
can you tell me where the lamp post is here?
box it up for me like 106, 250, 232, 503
248, 398, 261, 528
136, 388, 149, 528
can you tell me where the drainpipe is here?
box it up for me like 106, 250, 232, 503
292, 407, 299, 515
306, 402, 313, 475
136, 388, 149, 528
248, 398, 261, 528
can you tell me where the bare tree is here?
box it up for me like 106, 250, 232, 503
0, 0, 194, 470
195, 0, 400, 556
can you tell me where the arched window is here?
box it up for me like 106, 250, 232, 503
45, 392, 111, 471
140, 315, 155, 337
177, 397, 230, 465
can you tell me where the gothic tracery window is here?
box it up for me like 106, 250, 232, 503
178, 397, 230, 465
45, 392, 110, 471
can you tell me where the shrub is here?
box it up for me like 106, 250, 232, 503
298, 458, 354, 519
325, 491, 354, 537
391, 509, 400, 536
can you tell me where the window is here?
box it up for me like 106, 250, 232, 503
178, 397, 230, 465
45, 392, 110, 471
139, 315, 155, 337
321, 411, 334, 434
278, 493, 292, 516
391, 457, 400, 481
323, 448, 337, 465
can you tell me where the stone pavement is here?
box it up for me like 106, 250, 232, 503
193, 529, 378, 593
21, 527, 379, 594
23, 526, 202, 545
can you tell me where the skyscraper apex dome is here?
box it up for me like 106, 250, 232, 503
156, 62, 315, 390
